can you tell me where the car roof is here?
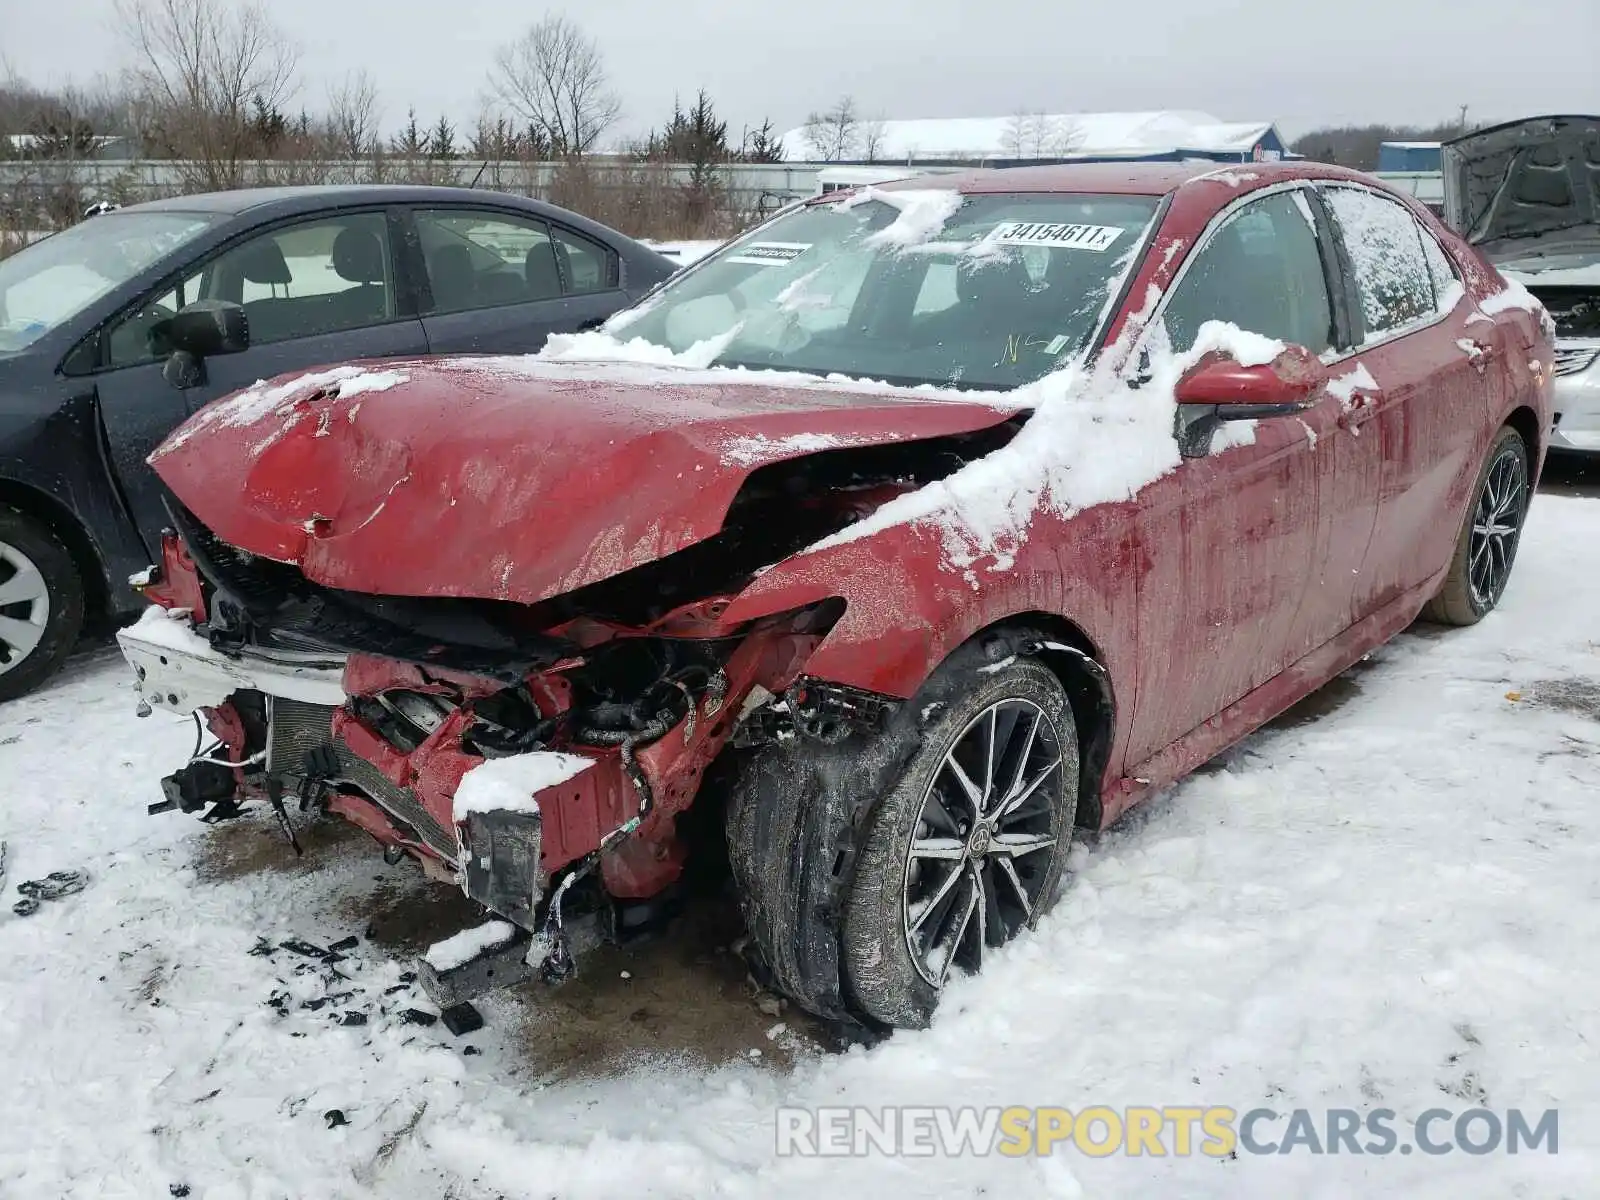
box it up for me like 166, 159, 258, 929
873, 160, 1369, 197
122, 185, 559, 218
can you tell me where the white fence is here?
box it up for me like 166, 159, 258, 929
0, 158, 845, 214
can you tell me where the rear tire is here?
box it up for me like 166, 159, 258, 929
1422, 427, 1529, 626
0, 508, 85, 702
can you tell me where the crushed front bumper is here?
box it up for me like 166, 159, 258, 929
116, 607, 347, 714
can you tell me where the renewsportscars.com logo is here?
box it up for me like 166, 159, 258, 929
774, 1106, 1560, 1158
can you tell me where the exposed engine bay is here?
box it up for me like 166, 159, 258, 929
121, 421, 1015, 1011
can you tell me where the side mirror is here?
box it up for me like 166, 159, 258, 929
1174, 345, 1326, 458
157, 299, 249, 390
164, 299, 249, 358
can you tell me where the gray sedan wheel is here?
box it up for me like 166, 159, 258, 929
0, 508, 85, 702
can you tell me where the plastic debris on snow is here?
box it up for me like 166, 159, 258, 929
802, 318, 1287, 575
452, 751, 596, 822
422, 921, 519, 973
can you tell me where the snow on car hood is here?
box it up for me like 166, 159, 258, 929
1442, 115, 1600, 260
147, 357, 1022, 604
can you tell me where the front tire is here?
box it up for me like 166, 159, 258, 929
1422, 427, 1530, 626
842, 656, 1078, 1029
0, 508, 85, 702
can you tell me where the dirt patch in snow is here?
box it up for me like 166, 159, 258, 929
192, 808, 371, 883
189, 812, 837, 1077
498, 896, 829, 1082
1528, 677, 1600, 721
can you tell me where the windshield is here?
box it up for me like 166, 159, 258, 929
0, 211, 217, 354
612, 191, 1160, 389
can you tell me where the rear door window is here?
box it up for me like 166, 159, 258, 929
551, 226, 618, 294
1321, 187, 1437, 340
414, 209, 561, 314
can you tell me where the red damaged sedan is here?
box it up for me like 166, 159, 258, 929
119, 162, 1553, 1031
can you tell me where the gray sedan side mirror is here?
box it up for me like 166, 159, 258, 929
158, 300, 249, 390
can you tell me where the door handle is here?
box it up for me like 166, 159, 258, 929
1463, 340, 1499, 374
1336, 391, 1382, 432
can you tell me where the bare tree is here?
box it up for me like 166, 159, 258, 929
116, 0, 300, 189
802, 95, 859, 161
488, 15, 620, 157
859, 115, 887, 163
1042, 115, 1086, 158
326, 69, 380, 161
1002, 110, 1031, 159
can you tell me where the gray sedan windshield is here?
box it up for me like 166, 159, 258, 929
0, 212, 217, 353
614, 191, 1160, 389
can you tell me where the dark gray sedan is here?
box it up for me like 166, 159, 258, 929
0, 185, 675, 699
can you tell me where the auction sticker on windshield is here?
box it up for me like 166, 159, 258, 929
725, 242, 811, 266
989, 222, 1124, 252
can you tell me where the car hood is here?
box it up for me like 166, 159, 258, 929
1442, 114, 1600, 260
148, 357, 1021, 605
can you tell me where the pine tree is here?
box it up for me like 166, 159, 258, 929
428, 115, 456, 160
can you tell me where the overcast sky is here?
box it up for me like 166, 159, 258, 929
3, 0, 1597, 144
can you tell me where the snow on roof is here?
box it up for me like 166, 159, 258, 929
779, 110, 1278, 163
1381, 140, 1443, 149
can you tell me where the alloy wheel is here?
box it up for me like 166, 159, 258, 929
901, 698, 1067, 986
0, 539, 50, 675
1467, 444, 1527, 610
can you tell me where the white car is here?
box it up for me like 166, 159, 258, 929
1443, 115, 1600, 455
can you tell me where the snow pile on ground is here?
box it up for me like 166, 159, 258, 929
2, 495, 1596, 1197
453, 751, 597, 821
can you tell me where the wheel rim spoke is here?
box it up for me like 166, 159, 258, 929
941, 755, 984, 816
989, 831, 1057, 858
0, 612, 46, 660
991, 855, 1034, 923
996, 709, 1041, 814
0, 562, 46, 609
980, 707, 999, 812
910, 837, 965, 861
908, 859, 967, 935
995, 754, 1063, 821
937, 866, 982, 985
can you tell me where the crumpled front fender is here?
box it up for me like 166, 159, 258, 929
720, 508, 1128, 700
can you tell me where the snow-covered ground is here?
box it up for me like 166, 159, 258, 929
2, 492, 1598, 1198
